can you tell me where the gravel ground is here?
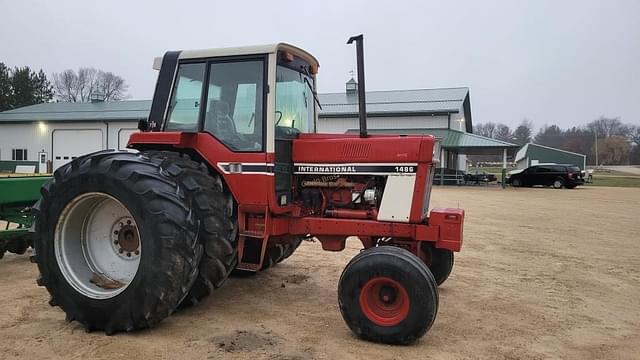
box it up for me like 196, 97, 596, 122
1, 186, 639, 359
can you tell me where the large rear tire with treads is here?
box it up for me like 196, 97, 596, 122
142, 151, 238, 308
34, 150, 202, 334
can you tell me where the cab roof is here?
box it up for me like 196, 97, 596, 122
153, 43, 319, 70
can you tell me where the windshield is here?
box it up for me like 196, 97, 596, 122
275, 65, 315, 134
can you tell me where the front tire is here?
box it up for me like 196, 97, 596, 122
511, 178, 522, 187
338, 246, 439, 345
34, 151, 202, 334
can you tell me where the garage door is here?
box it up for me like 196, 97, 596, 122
53, 130, 103, 171
118, 128, 138, 150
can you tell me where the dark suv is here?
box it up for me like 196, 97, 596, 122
507, 164, 584, 189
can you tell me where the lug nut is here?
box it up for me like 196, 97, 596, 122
119, 249, 124, 254
127, 252, 132, 257
127, 220, 132, 225
114, 230, 119, 235
134, 250, 140, 255
113, 240, 119, 245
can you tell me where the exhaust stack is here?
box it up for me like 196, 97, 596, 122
347, 34, 367, 138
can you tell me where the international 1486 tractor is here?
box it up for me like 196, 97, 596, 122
33, 35, 464, 344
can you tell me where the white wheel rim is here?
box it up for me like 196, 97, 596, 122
54, 192, 141, 299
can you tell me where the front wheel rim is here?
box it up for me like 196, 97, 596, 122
359, 277, 410, 326
54, 192, 141, 299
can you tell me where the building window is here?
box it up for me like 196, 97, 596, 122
12, 149, 28, 161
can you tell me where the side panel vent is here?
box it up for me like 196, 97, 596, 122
340, 143, 371, 160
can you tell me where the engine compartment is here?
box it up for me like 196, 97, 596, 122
293, 174, 386, 220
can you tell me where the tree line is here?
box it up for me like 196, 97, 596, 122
0, 62, 128, 112
474, 117, 640, 165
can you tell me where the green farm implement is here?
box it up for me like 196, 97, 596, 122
0, 175, 50, 259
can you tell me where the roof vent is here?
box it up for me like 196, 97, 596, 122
346, 77, 358, 94
90, 91, 105, 103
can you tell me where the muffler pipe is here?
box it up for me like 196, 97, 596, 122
347, 34, 368, 138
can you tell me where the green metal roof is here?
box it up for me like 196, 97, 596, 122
0, 100, 151, 123
319, 87, 469, 115
346, 128, 518, 154
318, 87, 472, 132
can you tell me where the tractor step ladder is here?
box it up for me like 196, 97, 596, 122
236, 210, 270, 271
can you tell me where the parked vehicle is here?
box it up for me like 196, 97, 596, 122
507, 164, 584, 189
582, 169, 594, 183
463, 170, 497, 184
0, 175, 51, 259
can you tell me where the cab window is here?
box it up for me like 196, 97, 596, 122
203, 60, 264, 151
275, 65, 315, 134
165, 63, 205, 131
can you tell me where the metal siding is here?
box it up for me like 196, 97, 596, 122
526, 145, 586, 170
0, 123, 48, 161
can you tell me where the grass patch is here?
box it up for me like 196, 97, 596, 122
587, 176, 640, 188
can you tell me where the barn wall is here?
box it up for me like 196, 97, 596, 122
0, 120, 139, 166
527, 146, 586, 170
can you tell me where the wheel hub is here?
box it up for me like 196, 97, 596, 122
111, 219, 141, 259
55, 193, 141, 299
359, 277, 410, 327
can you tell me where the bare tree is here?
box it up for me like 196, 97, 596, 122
586, 116, 629, 138
98, 71, 129, 101
474, 122, 497, 138
52, 70, 79, 102
513, 119, 533, 145
597, 136, 632, 165
627, 125, 640, 146
494, 124, 513, 142
52, 67, 129, 102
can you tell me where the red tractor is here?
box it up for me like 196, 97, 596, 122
33, 35, 464, 344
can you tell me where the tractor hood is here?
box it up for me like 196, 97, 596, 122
292, 134, 437, 164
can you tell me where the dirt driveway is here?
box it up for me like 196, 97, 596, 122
1, 186, 639, 359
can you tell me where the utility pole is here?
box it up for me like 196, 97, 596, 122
594, 131, 598, 167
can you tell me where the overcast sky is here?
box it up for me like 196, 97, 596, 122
2, 0, 638, 129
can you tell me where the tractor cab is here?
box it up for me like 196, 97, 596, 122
150, 44, 319, 146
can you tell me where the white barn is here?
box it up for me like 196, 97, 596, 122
0, 101, 147, 172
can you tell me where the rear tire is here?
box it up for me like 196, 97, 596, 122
553, 179, 564, 189
34, 151, 202, 334
233, 237, 303, 276
142, 151, 238, 308
338, 246, 438, 345
277, 238, 303, 264
421, 244, 454, 286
